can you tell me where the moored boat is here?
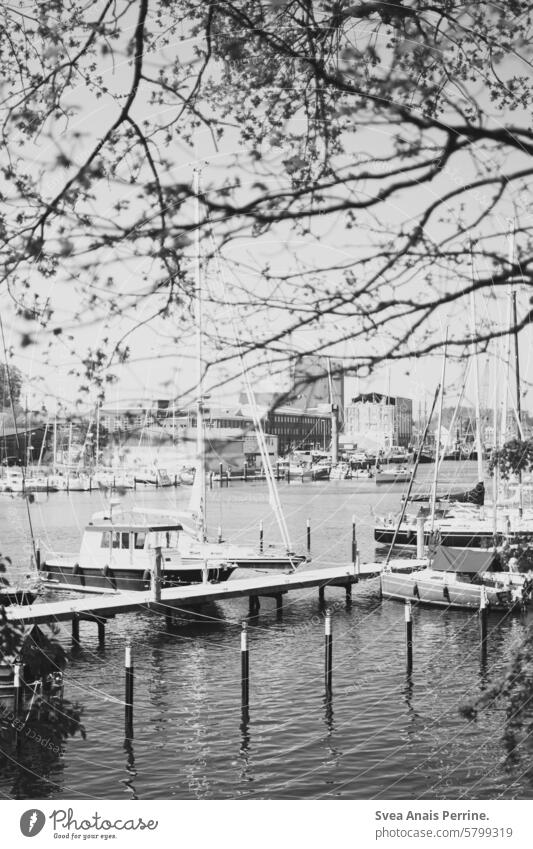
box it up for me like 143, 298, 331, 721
381, 546, 524, 610
38, 507, 306, 592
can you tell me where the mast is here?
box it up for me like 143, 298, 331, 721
508, 220, 523, 518
52, 414, 58, 475
327, 358, 338, 465
430, 339, 447, 532
469, 284, 484, 488
193, 167, 207, 541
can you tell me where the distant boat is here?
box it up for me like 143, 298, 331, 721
375, 465, 412, 484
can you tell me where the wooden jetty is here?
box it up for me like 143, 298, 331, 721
5, 562, 392, 629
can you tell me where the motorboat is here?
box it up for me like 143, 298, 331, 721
375, 465, 412, 484
381, 546, 525, 610
38, 507, 306, 592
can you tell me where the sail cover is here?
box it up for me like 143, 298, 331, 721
409, 481, 485, 506
431, 546, 497, 574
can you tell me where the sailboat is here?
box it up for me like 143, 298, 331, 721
38, 171, 306, 592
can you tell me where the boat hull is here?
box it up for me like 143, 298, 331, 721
374, 526, 514, 549
39, 561, 236, 592
381, 570, 514, 610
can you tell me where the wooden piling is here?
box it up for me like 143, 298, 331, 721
318, 585, 325, 604
241, 621, 249, 709
351, 514, 357, 565
324, 610, 332, 692
275, 593, 283, 613
97, 619, 105, 646
345, 582, 352, 603
125, 642, 134, 736
416, 515, 425, 559
405, 601, 413, 670
72, 615, 80, 645
152, 546, 162, 602
306, 518, 311, 552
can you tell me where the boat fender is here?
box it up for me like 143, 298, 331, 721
72, 563, 81, 575
142, 569, 151, 583
443, 585, 450, 602
413, 583, 420, 599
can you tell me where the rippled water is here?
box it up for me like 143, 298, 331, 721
1, 462, 532, 800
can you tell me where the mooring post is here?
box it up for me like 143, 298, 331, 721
319, 585, 325, 604
416, 515, 425, 560
276, 460, 280, 481
125, 643, 134, 736
351, 514, 357, 566
306, 517, 311, 553
275, 593, 283, 614
151, 546, 162, 602
241, 621, 249, 709
219, 462, 223, 487
13, 661, 22, 715
405, 601, 413, 671
209, 471, 213, 489
479, 587, 488, 650
259, 520, 264, 553
97, 619, 105, 646
72, 615, 80, 646
35, 539, 41, 571
346, 581, 352, 603
325, 609, 333, 693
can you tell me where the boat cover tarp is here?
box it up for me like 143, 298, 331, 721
409, 481, 485, 506
431, 545, 496, 574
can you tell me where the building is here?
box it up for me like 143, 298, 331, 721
343, 393, 413, 450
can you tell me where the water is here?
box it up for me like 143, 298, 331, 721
1, 462, 532, 800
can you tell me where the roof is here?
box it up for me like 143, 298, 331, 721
87, 510, 183, 533
431, 546, 497, 574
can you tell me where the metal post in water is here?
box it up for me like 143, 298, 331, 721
241, 621, 249, 709
324, 609, 333, 693
13, 662, 22, 715
351, 514, 357, 565
405, 601, 413, 670
306, 518, 311, 552
479, 587, 488, 651
125, 642, 134, 736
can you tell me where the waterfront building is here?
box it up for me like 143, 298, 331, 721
343, 392, 413, 450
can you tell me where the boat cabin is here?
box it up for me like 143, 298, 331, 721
80, 511, 185, 567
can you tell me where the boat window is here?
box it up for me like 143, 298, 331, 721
121, 532, 130, 549
101, 531, 111, 548
134, 532, 146, 549
112, 532, 120, 549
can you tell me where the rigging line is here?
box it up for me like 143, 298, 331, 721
0, 311, 37, 561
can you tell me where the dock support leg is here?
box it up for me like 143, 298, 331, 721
275, 594, 283, 617
72, 615, 80, 646
318, 586, 325, 605
248, 596, 260, 615
345, 583, 352, 604
97, 620, 105, 646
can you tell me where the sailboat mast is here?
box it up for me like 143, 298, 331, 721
508, 220, 523, 518
194, 168, 207, 541
430, 340, 447, 532
469, 285, 484, 486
